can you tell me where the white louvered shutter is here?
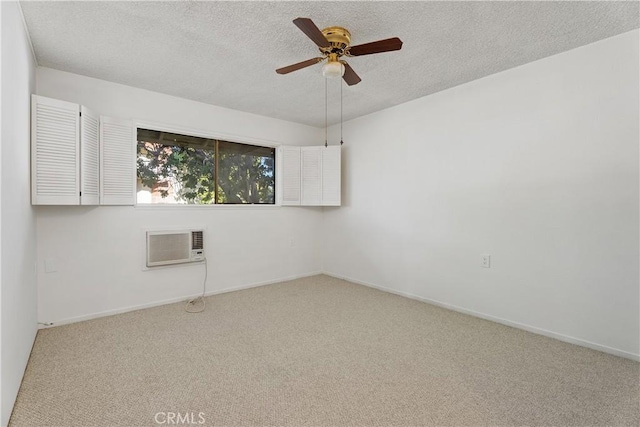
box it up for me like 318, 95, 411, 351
31, 95, 80, 205
321, 146, 341, 206
301, 146, 322, 206
100, 116, 135, 205
280, 146, 301, 205
80, 106, 100, 205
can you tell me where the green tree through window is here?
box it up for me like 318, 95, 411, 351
136, 129, 275, 204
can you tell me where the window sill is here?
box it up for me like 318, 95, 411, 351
134, 203, 282, 210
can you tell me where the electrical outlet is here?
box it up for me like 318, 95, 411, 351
481, 254, 491, 268
44, 258, 57, 273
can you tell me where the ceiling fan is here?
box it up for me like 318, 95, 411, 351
276, 17, 403, 86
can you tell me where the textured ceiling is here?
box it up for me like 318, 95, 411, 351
21, 1, 639, 127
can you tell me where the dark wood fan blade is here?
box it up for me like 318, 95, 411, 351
342, 62, 361, 86
293, 17, 330, 48
276, 57, 324, 74
348, 37, 403, 56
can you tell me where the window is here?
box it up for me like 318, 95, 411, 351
136, 128, 275, 205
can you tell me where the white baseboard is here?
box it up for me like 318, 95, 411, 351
323, 272, 640, 362
39, 271, 322, 328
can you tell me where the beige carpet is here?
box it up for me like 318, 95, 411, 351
9, 275, 640, 426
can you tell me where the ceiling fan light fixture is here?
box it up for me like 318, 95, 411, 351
322, 61, 345, 78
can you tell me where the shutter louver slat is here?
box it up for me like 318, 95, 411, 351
100, 116, 135, 205
35, 146, 77, 154
31, 95, 80, 205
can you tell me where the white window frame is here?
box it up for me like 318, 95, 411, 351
132, 120, 282, 209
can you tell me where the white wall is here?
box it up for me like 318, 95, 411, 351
29, 27, 640, 367
0, 2, 37, 426
323, 30, 640, 360
35, 67, 324, 325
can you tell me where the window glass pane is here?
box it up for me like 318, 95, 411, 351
137, 129, 216, 204
136, 128, 275, 205
217, 141, 275, 204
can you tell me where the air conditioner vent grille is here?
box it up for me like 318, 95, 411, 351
192, 231, 203, 250
148, 233, 190, 265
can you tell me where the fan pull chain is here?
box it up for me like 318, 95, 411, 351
324, 77, 328, 148
340, 79, 344, 145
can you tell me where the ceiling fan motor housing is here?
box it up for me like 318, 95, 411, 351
321, 26, 351, 55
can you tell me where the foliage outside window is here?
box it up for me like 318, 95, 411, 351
136, 128, 275, 204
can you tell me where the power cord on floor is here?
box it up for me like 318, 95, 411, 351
185, 258, 207, 313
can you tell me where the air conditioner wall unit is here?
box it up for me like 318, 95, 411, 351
146, 229, 205, 267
